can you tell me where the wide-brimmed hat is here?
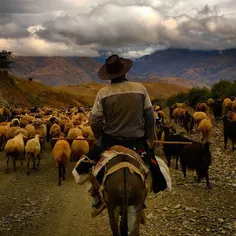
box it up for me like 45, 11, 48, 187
98, 54, 133, 80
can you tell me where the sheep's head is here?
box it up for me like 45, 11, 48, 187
35, 134, 44, 142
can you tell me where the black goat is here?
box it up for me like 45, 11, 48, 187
223, 115, 236, 150
211, 100, 222, 121
180, 141, 212, 189
163, 132, 192, 169
183, 111, 194, 135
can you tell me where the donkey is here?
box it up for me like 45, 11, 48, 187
73, 153, 151, 236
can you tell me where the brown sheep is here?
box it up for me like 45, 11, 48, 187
25, 124, 36, 139
81, 126, 95, 150
0, 108, 4, 121
0, 125, 8, 150
52, 135, 72, 186
6, 127, 20, 141
3, 108, 11, 121
157, 110, 167, 122
49, 123, 61, 148
223, 98, 233, 115
195, 103, 201, 111
227, 111, 236, 121
198, 117, 212, 141
196, 103, 208, 112
10, 118, 20, 127
64, 122, 74, 136
15, 128, 28, 144
34, 122, 47, 152
231, 100, 236, 112
67, 128, 83, 140
21, 115, 35, 124
199, 103, 208, 113
207, 98, 214, 106
49, 123, 61, 138
59, 119, 67, 133
172, 108, 180, 124
192, 112, 207, 129
176, 108, 185, 125
175, 101, 189, 109
223, 98, 231, 107
154, 111, 158, 119
71, 135, 89, 162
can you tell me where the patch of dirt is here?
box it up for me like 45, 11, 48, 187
0, 121, 236, 236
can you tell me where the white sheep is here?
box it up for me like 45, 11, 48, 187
4, 133, 27, 172
25, 134, 41, 175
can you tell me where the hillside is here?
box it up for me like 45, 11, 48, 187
130, 48, 236, 86
0, 71, 88, 108
0, 71, 188, 108
62, 81, 189, 104
11, 56, 103, 86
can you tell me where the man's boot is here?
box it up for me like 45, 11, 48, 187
88, 186, 106, 218
88, 174, 106, 218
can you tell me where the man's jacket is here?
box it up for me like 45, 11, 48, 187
89, 79, 155, 147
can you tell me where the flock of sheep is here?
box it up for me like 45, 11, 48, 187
0, 96, 235, 187
0, 106, 94, 185
153, 97, 236, 188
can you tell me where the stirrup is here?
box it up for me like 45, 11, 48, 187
91, 200, 106, 218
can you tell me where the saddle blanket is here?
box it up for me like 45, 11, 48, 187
92, 145, 149, 178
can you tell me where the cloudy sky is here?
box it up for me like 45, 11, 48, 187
1, 0, 236, 58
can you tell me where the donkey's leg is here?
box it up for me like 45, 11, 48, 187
107, 205, 121, 236
128, 204, 143, 236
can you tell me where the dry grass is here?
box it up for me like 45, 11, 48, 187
0, 72, 189, 108
0, 73, 89, 108
61, 81, 189, 104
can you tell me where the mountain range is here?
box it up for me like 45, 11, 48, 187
10, 48, 236, 87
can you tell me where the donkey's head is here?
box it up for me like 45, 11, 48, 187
72, 156, 95, 184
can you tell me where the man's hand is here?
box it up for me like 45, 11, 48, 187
146, 140, 154, 149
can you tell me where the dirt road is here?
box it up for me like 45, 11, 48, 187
0, 122, 236, 236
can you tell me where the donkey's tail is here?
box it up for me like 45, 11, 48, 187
121, 168, 128, 236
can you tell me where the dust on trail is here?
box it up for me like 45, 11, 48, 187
0, 121, 236, 236
0, 148, 111, 236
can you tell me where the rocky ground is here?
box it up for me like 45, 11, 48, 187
0, 120, 235, 236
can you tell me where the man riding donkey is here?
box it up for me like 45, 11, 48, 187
73, 54, 169, 218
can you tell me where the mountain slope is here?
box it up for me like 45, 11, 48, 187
0, 71, 88, 108
0, 71, 189, 107
10, 48, 236, 87
61, 81, 189, 104
130, 48, 236, 85
11, 56, 103, 86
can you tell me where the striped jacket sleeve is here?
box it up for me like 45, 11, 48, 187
89, 90, 104, 147
143, 87, 155, 146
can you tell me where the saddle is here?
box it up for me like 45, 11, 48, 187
92, 145, 150, 199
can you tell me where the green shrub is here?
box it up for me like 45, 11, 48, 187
211, 80, 236, 99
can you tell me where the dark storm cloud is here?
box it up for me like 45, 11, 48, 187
1, 1, 236, 57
